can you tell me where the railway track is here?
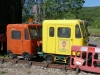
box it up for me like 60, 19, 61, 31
0, 58, 72, 70
0, 58, 99, 75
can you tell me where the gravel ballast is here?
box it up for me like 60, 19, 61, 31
0, 62, 97, 75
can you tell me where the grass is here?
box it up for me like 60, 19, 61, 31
0, 54, 7, 58
88, 28, 100, 34
27, 71, 31, 74
0, 71, 7, 74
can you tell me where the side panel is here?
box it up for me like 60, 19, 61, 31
7, 26, 11, 51
56, 25, 73, 55
46, 25, 55, 54
11, 28, 23, 54
42, 23, 47, 53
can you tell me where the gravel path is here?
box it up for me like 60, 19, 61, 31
0, 62, 97, 75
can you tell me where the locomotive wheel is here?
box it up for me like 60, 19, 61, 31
75, 65, 80, 74
7, 51, 14, 59
23, 53, 31, 61
46, 55, 54, 64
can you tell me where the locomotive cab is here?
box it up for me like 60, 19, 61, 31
7, 24, 42, 60
39, 20, 89, 64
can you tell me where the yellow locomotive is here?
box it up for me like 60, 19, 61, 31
38, 19, 89, 64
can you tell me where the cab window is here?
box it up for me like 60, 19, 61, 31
49, 27, 54, 37
80, 23, 86, 38
29, 27, 38, 39
58, 27, 71, 38
12, 30, 21, 39
24, 28, 29, 40
75, 25, 81, 38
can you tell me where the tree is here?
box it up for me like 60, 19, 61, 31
39, 0, 85, 20
22, 0, 34, 22
22, 0, 85, 22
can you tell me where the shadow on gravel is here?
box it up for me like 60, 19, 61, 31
81, 70, 100, 75
0, 51, 7, 58
17, 56, 45, 62
32, 56, 45, 62
88, 44, 97, 47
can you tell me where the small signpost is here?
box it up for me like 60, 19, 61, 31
33, 4, 39, 23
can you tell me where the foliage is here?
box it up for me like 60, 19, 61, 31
22, 0, 34, 22
22, 0, 100, 29
79, 6, 100, 29
22, 0, 85, 22
40, 0, 85, 20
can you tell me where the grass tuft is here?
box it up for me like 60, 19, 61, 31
0, 71, 7, 74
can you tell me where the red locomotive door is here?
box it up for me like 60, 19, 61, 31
11, 29, 23, 54
28, 26, 39, 54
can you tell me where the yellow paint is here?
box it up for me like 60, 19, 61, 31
42, 20, 88, 56
64, 58, 66, 63
58, 40, 69, 52
46, 25, 56, 54
54, 57, 56, 62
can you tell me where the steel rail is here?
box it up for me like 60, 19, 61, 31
0, 58, 72, 70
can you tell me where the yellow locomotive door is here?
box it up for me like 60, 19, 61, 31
56, 26, 73, 55
46, 25, 56, 54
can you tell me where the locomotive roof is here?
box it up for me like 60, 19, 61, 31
43, 20, 83, 25
7, 24, 42, 28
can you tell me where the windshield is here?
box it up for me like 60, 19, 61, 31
29, 27, 38, 39
75, 25, 81, 38
80, 24, 86, 38
37, 27, 42, 39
